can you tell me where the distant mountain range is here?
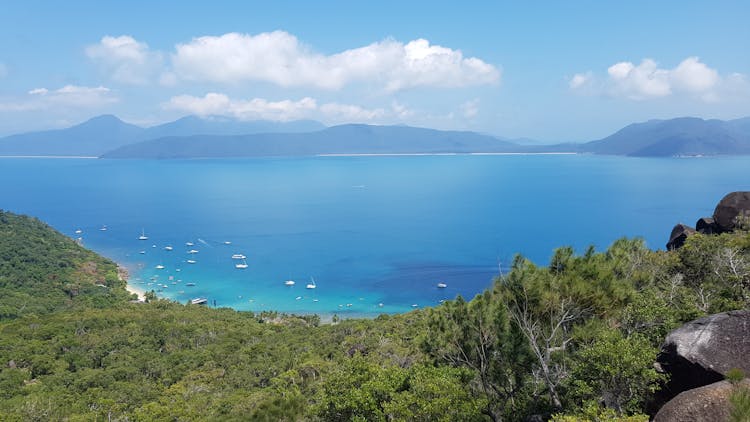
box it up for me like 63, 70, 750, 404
0, 115, 324, 156
101, 124, 524, 159
583, 117, 750, 156
1, 114, 749, 158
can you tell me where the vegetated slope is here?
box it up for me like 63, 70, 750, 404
0, 209, 749, 420
583, 117, 750, 156
0, 210, 130, 319
101, 124, 526, 158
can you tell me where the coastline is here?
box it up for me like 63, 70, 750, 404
316, 152, 579, 157
118, 265, 146, 301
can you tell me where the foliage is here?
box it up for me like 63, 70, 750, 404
567, 330, 664, 414
730, 385, 750, 422
0, 210, 130, 320
1, 209, 749, 420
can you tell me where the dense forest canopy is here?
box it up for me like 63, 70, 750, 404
1, 209, 748, 420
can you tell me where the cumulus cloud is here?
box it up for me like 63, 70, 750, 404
164, 92, 414, 124
0, 85, 118, 112
170, 31, 500, 91
165, 93, 317, 121
86, 35, 163, 85
570, 57, 734, 101
606, 59, 672, 99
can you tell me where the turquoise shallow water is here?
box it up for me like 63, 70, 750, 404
1, 154, 749, 316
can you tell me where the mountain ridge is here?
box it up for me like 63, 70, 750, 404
101, 124, 527, 159
0, 115, 328, 156
2, 114, 750, 158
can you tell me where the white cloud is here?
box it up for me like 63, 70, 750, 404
607, 59, 671, 99
391, 101, 414, 119
0, 85, 118, 111
571, 57, 733, 101
460, 98, 480, 118
34, 85, 118, 107
670, 57, 719, 97
165, 93, 317, 121
319, 103, 386, 122
569, 72, 592, 89
164, 92, 415, 124
86, 35, 163, 85
170, 31, 500, 91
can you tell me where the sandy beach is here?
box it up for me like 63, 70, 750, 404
118, 265, 146, 301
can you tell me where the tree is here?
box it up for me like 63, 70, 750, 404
423, 292, 529, 421
568, 330, 664, 415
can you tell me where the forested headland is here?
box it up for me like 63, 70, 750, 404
1, 208, 748, 420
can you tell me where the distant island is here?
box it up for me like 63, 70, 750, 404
1, 114, 749, 158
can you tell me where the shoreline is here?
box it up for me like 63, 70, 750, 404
114, 261, 388, 319
316, 152, 579, 157
118, 265, 146, 301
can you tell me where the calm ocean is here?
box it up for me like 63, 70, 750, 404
1, 154, 748, 316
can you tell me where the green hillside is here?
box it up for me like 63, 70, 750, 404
1, 210, 748, 420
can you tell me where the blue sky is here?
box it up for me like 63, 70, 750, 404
0, 1, 748, 140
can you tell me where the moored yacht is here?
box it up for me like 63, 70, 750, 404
306, 277, 317, 289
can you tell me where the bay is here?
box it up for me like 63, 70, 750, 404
1, 154, 748, 317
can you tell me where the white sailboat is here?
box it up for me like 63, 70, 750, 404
284, 279, 295, 286
437, 282, 448, 288
235, 259, 248, 269
306, 277, 317, 289
164, 245, 173, 251
231, 253, 246, 259
138, 229, 148, 240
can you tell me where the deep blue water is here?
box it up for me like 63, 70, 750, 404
1, 154, 749, 316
